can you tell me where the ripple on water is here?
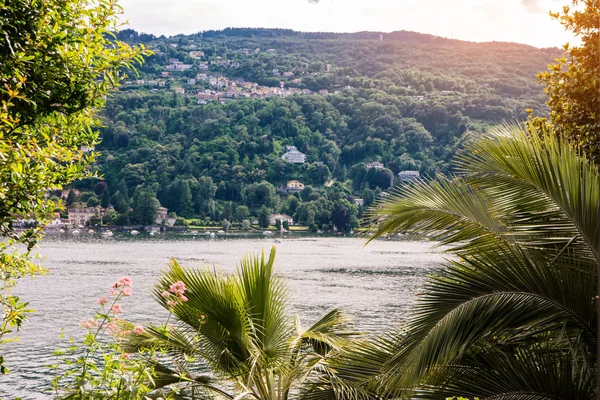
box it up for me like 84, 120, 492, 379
1, 237, 443, 399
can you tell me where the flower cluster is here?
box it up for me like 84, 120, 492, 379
117, 325, 145, 337
110, 277, 133, 296
79, 319, 97, 330
161, 280, 188, 307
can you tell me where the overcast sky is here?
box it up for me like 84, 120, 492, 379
119, 0, 574, 48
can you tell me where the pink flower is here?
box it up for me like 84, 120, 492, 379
121, 287, 133, 297
79, 319, 97, 330
179, 295, 188, 302
97, 297, 108, 306
119, 277, 132, 288
161, 290, 170, 298
118, 329, 131, 337
109, 288, 117, 296
132, 326, 145, 335
106, 322, 117, 333
123, 353, 131, 360
110, 304, 123, 315
167, 300, 176, 308
169, 281, 186, 296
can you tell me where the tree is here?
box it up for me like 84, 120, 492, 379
125, 249, 360, 399
118, 178, 130, 203
66, 190, 77, 207
168, 179, 193, 217
241, 219, 251, 230
258, 206, 270, 228
86, 195, 100, 207
365, 124, 598, 398
221, 219, 231, 231
133, 189, 159, 226
234, 205, 250, 221
0, 0, 146, 369
537, 0, 600, 161
275, 219, 282, 231
101, 187, 110, 209
332, 201, 351, 232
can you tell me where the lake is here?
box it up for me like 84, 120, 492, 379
0, 235, 445, 399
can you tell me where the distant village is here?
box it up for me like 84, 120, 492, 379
121, 45, 355, 103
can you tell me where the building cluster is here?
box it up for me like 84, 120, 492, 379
121, 48, 353, 104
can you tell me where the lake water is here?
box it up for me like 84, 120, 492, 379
0, 235, 445, 399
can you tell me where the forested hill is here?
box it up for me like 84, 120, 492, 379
69, 28, 562, 230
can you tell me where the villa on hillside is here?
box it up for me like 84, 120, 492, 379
268, 214, 293, 226
398, 170, 420, 182
366, 161, 384, 169
286, 180, 305, 192
281, 146, 306, 164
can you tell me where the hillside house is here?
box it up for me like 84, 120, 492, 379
286, 180, 305, 192
189, 51, 204, 59
281, 146, 306, 164
173, 87, 185, 95
398, 170, 420, 182
367, 162, 384, 169
268, 214, 293, 226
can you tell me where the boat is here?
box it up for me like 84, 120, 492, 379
149, 231, 155, 236
130, 230, 139, 235
59, 229, 65, 233
273, 239, 281, 243
88, 230, 94, 234
217, 230, 225, 234
262, 231, 273, 235
71, 229, 80, 234
101, 230, 113, 237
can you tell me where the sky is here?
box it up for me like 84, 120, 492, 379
119, 0, 575, 48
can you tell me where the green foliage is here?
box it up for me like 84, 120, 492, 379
124, 249, 361, 399
83, 26, 561, 229
234, 205, 250, 221
0, 0, 147, 369
538, 0, 600, 161
101, 187, 110, 209
66, 190, 77, 207
365, 123, 598, 398
133, 188, 159, 226
258, 206, 270, 228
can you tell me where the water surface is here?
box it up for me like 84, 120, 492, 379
0, 235, 444, 398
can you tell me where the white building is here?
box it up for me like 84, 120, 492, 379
281, 146, 306, 164
367, 162, 384, 169
268, 214, 293, 226
398, 170, 420, 182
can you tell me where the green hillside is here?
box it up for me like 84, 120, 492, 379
64, 28, 561, 231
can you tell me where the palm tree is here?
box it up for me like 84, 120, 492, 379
124, 247, 362, 400
364, 124, 599, 399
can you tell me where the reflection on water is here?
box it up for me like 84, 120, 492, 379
0, 235, 444, 399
